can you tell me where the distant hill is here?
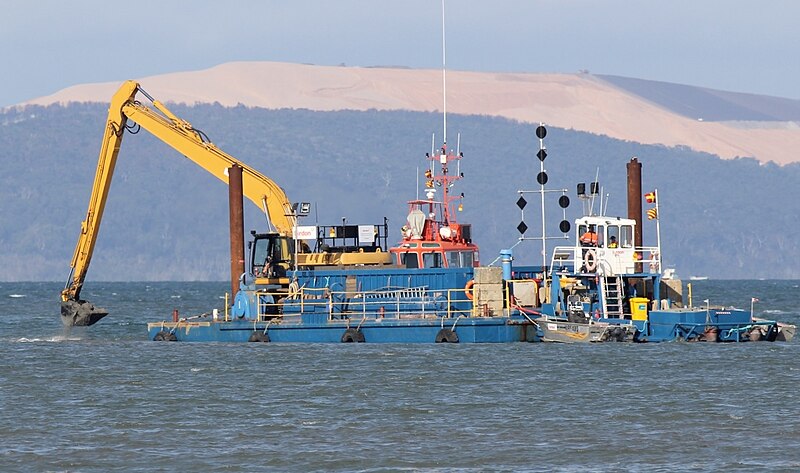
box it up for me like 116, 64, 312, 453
2, 102, 799, 281
597, 75, 800, 122
16, 61, 800, 165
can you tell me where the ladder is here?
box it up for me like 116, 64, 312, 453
601, 276, 624, 318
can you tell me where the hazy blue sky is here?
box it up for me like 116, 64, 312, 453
1, 0, 797, 107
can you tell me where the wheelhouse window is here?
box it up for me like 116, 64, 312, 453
446, 250, 475, 268
422, 251, 443, 268
400, 252, 419, 269
607, 226, 619, 248
620, 225, 633, 248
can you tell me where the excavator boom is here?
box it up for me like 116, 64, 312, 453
61, 81, 296, 326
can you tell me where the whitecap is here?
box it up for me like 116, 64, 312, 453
16, 335, 82, 343
8, 294, 26, 298
170, 295, 181, 299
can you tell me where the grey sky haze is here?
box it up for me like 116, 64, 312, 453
1, 0, 798, 108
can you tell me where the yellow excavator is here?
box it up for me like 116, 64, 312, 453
61, 80, 300, 326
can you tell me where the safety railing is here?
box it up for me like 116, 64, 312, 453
254, 285, 477, 322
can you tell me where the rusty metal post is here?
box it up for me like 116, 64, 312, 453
228, 164, 245, 298
627, 157, 643, 272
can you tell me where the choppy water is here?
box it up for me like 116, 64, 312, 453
2, 280, 800, 472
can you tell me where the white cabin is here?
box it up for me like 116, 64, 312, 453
575, 216, 637, 276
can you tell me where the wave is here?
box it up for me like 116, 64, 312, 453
15, 335, 82, 343
8, 294, 26, 298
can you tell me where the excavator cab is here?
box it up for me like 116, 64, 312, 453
250, 233, 294, 278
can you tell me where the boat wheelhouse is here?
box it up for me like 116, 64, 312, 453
390, 144, 479, 270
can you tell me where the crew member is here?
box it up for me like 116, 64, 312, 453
580, 226, 598, 246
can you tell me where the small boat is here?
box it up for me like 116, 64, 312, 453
689, 276, 709, 281
752, 318, 796, 342
504, 154, 795, 343
537, 318, 637, 343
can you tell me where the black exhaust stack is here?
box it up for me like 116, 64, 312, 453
627, 157, 643, 272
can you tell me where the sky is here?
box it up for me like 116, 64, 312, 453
1, 0, 798, 108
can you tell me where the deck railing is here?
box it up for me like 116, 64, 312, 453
254, 285, 476, 322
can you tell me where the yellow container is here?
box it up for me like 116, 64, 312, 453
630, 297, 649, 320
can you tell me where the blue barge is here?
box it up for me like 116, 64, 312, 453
148, 143, 542, 343
148, 137, 795, 344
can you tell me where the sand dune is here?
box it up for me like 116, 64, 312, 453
23, 61, 800, 165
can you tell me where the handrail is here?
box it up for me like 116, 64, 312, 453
251, 285, 476, 321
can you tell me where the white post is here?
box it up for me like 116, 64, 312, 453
293, 214, 298, 273
655, 188, 662, 272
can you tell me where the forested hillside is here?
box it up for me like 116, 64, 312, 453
2, 103, 798, 281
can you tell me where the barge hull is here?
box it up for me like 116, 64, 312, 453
147, 317, 539, 343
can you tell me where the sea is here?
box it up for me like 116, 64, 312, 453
1, 280, 799, 472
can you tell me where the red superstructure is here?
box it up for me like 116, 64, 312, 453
390, 143, 479, 269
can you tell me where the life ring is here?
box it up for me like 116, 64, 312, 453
435, 328, 459, 343
341, 328, 365, 343
248, 331, 270, 343
584, 249, 598, 272
153, 330, 177, 342
464, 280, 475, 300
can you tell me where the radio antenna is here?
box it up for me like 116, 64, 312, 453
441, 0, 447, 145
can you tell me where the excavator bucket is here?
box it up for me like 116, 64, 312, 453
60, 299, 109, 327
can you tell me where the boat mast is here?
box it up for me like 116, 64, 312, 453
538, 124, 547, 269
441, 0, 447, 147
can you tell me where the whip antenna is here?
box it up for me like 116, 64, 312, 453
441, 0, 447, 145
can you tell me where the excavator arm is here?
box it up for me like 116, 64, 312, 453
61, 80, 296, 326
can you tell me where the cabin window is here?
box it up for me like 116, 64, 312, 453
400, 252, 419, 269
578, 223, 598, 247
447, 251, 460, 268
252, 238, 269, 275
422, 251, 442, 268
620, 226, 633, 248
445, 250, 473, 268
607, 226, 620, 248
578, 224, 588, 242
251, 237, 289, 277
464, 251, 476, 267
